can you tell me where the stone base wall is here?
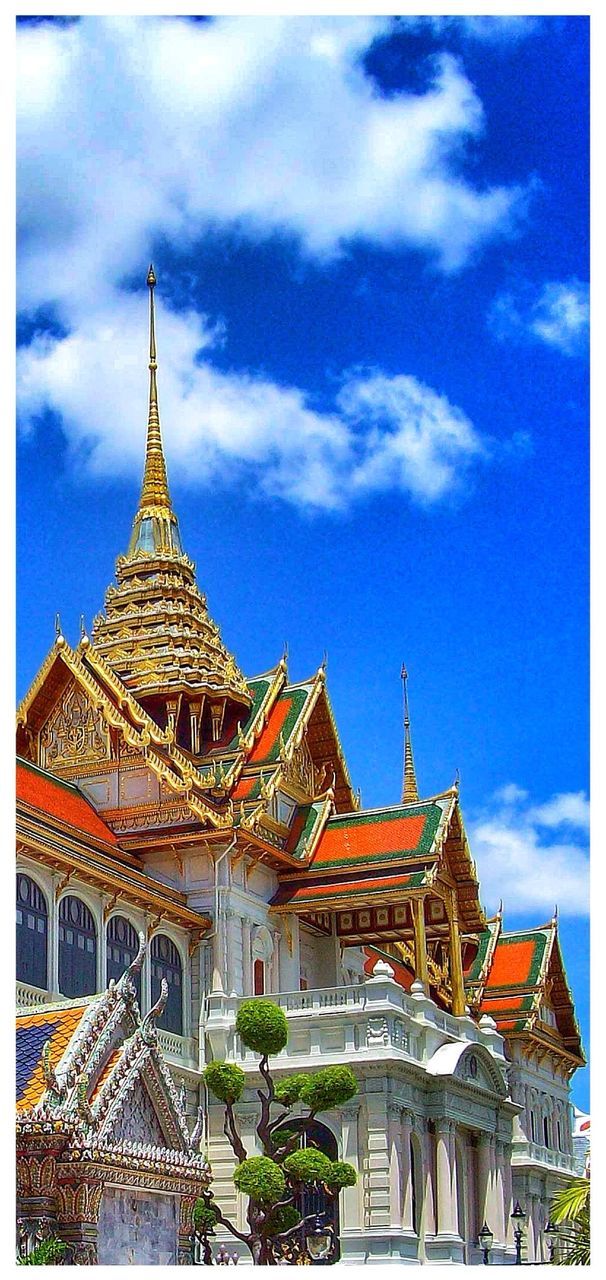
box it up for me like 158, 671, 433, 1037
97, 1186, 178, 1265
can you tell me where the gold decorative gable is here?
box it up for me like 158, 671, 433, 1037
40, 681, 111, 771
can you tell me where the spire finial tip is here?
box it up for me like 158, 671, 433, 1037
147, 263, 156, 288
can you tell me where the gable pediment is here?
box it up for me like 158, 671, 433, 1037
40, 677, 112, 772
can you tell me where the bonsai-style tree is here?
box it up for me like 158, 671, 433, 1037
194, 999, 358, 1265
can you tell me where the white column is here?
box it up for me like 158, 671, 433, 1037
364, 1092, 391, 1229
225, 911, 241, 995
477, 1134, 492, 1232
271, 929, 281, 993
48, 877, 59, 995
388, 1103, 403, 1228
211, 903, 225, 993
340, 1105, 362, 1232
241, 918, 252, 995
435, 1120, 456, 1235
401, 1113, 414, 1232
494, 1140, 508, 1246
419, 1119, 436, 1248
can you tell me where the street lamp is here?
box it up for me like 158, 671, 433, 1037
511, 1201, 527, 1266
544, 1220, 559, 1263
305, 1213, 332, 1262
478, 1222, 494, 1265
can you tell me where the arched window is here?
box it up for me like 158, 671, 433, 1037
543, 1115, 550, 1148
254, 958, 265, 995
530, 1110, 537, 1142
58, 895, 97, 997
106, 915, 141, 1001
16, 874, 48, 990
151, 934, 183, 1035
273, 1120, 340, 1262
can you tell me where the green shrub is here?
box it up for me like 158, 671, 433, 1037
274, 1074, 311, 1106
236, 1000, 288, 1057
300, 1065, 358, 1112
326, 1160, 357, 1190
193, 1197, 220, 1234
233, 1156, 286, 1204
283, 1148, 333, 1185
17, 1237, 67, 1265
263, 1203, 302, 1235
204, 1060, 246, 1104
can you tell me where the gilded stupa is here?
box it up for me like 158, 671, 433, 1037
91, 266, 251, 750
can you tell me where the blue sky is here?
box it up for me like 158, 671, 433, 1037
16, 15, 589, 1107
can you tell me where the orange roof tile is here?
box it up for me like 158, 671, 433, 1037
17, 759, 118, 847
485, 938, 539, 989
311, 812, 430, 870
248, 696, 293, 764
16, 1003, 87, 1112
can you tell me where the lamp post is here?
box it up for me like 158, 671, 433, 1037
305, 1213, 332, 1263
478, 1222, 494, 1265
511, 1201, 527, 1266
544, 1220, 559, 1263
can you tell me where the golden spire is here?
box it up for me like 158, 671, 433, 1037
125, 266, 183, 560
140, 264, 172, 511
401, 664, 419, 804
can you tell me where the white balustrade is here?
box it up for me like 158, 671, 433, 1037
203, 975, 507, 1073
512, 1138, 577, 1175
156, 1028, 197, 1068
16, 981, 53, 1008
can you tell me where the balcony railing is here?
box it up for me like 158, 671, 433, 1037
16, 981, 55, 1008
512, 1138, 578, 1175
156, 1028, 199, 1071
203, 972, 508, 1072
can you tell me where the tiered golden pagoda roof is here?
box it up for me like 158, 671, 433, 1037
91, 267, 250, 714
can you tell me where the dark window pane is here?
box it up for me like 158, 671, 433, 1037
150, 934, 183, 1035
16, 874, 48, 990
106, 915, 141, 1003
58, 895, 96, 997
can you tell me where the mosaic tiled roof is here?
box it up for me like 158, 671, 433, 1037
309, 801, 445, 873
465, 917, 584, 1062
247, 683, 314, 766
16, 1001, 89, 1112
271, 867, 427, 910
363, 945, 415, 991
17, 758, 118, 847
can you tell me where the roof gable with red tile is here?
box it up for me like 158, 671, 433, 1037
17, 757, 119, 847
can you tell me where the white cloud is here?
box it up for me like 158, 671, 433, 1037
17, 292, 488, 511
489, 280, 589, 356
469, 786, 590, 918
17, 15, 527, 309
16, 15, 531, 512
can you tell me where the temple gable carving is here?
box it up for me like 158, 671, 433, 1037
40, 681, 110, 771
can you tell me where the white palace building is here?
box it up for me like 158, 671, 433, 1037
16, 270, 585, 1265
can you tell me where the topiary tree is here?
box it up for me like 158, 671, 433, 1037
194, 998, 358, 1265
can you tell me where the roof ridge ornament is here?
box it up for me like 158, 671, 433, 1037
401, 664, 419, 803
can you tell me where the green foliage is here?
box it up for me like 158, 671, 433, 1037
193, 1196, 220, 1235
274, 1073, 311, 1106
300, 1065, 358, 1112
326, 1160, 358, 1190
263, 1203, 302, 1235
550, 1179, 590, 1265
551, 1179, 590, 1226
233, 1156, 286, 1205
283, 1148, 333, 1185
236, 999, 288, 1057
204, 1060, 246, 1104
17, 1237, 67, 1265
